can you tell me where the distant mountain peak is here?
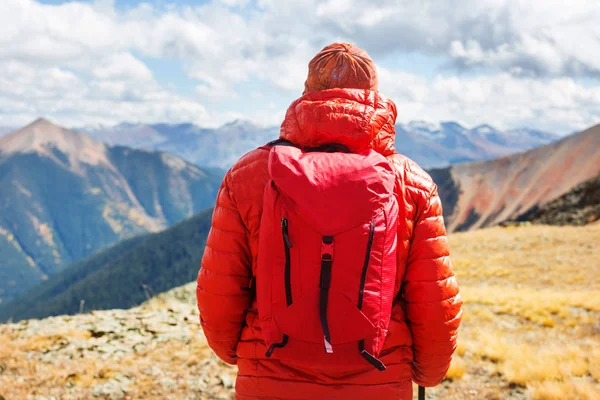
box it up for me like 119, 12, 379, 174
440, 121, 467, 130
472, 124, 500, 135
407, 120, 441, 131
220, 119, 259, 130
29, 117, 54, 127
115, 121, 143, 129
0, 118, 111, 171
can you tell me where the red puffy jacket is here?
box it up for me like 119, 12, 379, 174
197, 88, 462, 400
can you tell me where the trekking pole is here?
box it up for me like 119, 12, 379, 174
418, 385, 425, 400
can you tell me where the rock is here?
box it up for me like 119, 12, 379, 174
219, 373, 235, 389
158, 377, 177, 389
89, 319, 121, 338
92, 379, 129, 399
190, 377, 208, 392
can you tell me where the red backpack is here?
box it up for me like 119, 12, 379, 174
256, 140, 399, 371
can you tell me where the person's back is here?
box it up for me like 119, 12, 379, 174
196, 43, 462, 400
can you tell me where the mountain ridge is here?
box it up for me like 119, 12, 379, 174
0, 120, 222, 301
0, 118, 114, 172
80, 119, 560, 170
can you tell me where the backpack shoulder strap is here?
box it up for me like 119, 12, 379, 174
269, 138, 297, 148
259, 138, 296, 150
264, 138, 351, 153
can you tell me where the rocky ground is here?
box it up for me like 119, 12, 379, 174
0, 283, 236, 400
0, 282, 490, 400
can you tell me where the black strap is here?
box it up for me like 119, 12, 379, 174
265, 217, 294, 358
359, 340, 387, 371
306, 143, 350, 153
418, 385, 425, 400
319, 236, 334, 353
265, 335, 289, 357
268, 139, 350, 153
268, 138, 296, 148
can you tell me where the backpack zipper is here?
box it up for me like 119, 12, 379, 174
281, 218, 293, 306
357, 219, 387, 371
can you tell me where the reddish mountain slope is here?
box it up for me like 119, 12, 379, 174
432, 124, 600, 232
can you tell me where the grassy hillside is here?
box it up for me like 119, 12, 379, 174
0, 209, 213, 322
1, 223, 598, 399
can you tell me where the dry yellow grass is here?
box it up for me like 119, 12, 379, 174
531, 379, 599, 400
450, 224, 600, 289
445, 356, 467, 380
430, 223, 600, 399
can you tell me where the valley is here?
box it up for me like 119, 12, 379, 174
0, 210, 214, 322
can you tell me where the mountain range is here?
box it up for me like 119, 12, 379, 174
2, 121, 598, 322
395, 121, 560, 168
0, 118, 222, 302
81, 120, 560, 170
0, 125, 600, 321
0, 115, 596, 321
81, 120, 280, 170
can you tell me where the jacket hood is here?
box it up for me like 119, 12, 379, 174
279, 88, 398, 156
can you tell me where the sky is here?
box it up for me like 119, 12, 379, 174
2, 0, 600, 134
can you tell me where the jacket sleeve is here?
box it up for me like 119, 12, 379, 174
402, 185, 462, 387
196, 172, 253, 365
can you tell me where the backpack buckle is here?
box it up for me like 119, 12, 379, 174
321, 237, 334, 261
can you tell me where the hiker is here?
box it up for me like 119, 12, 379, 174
196, 43, 462, 400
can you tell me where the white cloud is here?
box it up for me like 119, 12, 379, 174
0, 59, 209, 127
379, 68, 600, 133
0, 0, 599, 133
218, 0, 251, 7
280, 0, 600, 78
91, 53, 153, 81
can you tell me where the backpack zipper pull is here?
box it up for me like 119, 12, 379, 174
281, 218, 293, 248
